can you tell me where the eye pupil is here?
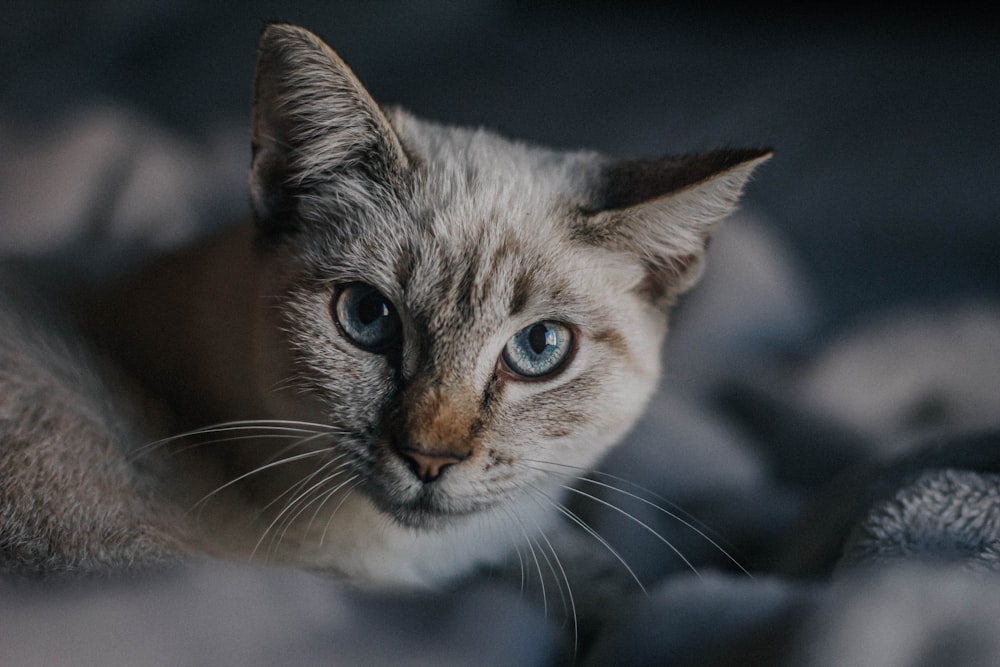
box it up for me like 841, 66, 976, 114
358, 292, 389, 325
528, 323, 549, 354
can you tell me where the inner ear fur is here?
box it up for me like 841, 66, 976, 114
249, 22, 409, 234
578, 148, 771, 304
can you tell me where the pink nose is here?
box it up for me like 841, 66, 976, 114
398, 448, 467, 483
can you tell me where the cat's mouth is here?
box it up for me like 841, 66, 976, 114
363, 476, 494, 530
391, 497, 471, 529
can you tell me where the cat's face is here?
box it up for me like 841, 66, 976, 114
253, 120, 670, 528
245, 23, 768, 530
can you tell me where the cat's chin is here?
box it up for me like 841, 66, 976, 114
365, 484, 495, 531
387, 505, 476, 531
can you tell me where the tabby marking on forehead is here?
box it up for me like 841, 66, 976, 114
508, 273, 534, 317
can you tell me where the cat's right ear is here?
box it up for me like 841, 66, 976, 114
578, 149, 771, 306
250, 22, 410, 236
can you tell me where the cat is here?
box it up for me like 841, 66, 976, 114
0, 22, 769, 586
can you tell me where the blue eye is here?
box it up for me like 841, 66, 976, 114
334, 283, 402, 352
502, 321, 573, 378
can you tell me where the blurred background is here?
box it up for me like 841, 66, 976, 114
3, 0, 997, 323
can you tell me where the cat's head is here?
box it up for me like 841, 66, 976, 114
245, 23, 769, 529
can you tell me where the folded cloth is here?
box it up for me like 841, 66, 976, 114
778, 429, 1000, 577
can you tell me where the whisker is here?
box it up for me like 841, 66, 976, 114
255, 450, 353, 518
534, 527, 578, 658
268, 374, 302, 395
168, 432, 311, 459
318, 478, 363, 547
254, 454, 351, 540
278, 462, 357, 548
252, 471, 359, 561
258, 429, 336, 465
189, 446, 337, 514
523, 459, 749, 578
516, 523, 549, 618
257, 463, 352, 558
129, 419, 339, 462
526, 459, 728, 539
241, 428, 348, 507
576, 476, 751, 578
531, 535, 570, 623
559, 484, 702, 579
529, 484, 647, 596
498, 507, 529, 595
514, 491, 579, 650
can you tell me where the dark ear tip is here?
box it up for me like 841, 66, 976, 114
717, 146, 773, 167
591, 146, 772, 212
258, 20, 311, 47
261, 19, 300, 34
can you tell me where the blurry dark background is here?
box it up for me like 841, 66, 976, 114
3, 0, 998, 324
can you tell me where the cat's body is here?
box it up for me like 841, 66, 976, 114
0, 23, 768, 585
0, 279, 189, 574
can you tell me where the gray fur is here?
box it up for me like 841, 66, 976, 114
0, 287, 190, 575
0, 23, 767, 583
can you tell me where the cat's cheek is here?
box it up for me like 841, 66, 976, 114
533, 355, 660, 471
257, 289, 403, 428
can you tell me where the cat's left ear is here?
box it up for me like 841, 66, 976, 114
250, 22, 410, 235
578, 149, 771, 305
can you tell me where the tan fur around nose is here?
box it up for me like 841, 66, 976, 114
404, 385, 480, 459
